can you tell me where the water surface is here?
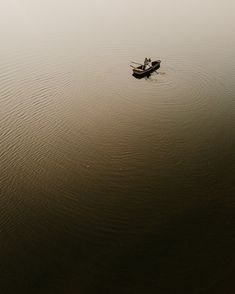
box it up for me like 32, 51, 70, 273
0, 1, 234, 293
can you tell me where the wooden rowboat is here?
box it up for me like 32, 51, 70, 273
131, 60, 161, 78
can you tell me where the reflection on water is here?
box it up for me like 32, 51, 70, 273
0, 0, 235, 293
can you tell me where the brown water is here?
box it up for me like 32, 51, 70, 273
0, 1, 235, 293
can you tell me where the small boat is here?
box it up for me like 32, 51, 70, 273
131, 60, 161, 78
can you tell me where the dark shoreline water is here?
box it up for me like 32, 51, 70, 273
0, 1, 235, 293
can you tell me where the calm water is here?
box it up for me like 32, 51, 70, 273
0, 1, 235, 293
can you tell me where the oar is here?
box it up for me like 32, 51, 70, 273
130, 61, 143, 66
130, 65, 138, 69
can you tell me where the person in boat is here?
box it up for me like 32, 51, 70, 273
143, 57, 152, 70
143, 57, 149, 70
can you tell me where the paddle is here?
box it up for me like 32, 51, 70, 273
130, 61, 143, 66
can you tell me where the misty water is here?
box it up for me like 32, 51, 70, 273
0, 1, 234, 293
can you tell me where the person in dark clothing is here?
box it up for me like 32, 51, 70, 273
144, 57, 149, 70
